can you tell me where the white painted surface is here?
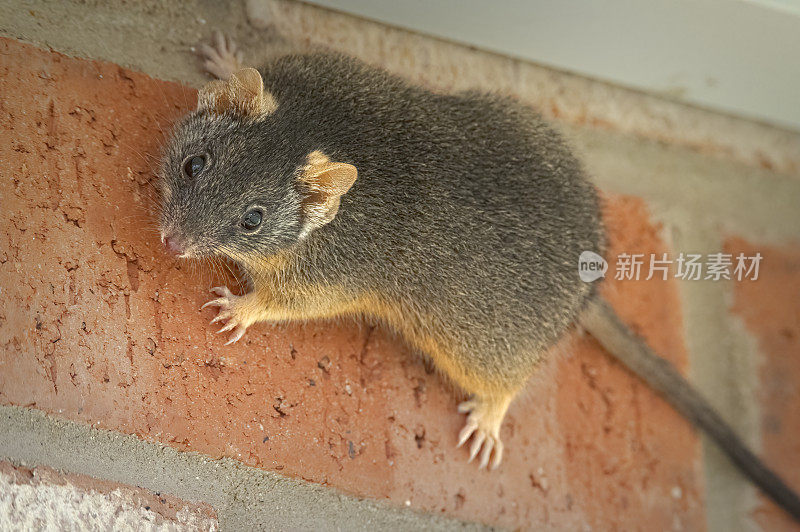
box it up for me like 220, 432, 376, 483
0, 472, 217, 531
308, 0, 800, 131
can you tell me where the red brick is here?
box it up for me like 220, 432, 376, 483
726, 237, 800, 531
0, 37, 704, 528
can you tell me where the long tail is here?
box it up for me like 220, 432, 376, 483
580, 298, 800, 522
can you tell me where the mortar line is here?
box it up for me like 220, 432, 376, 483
0, 405, 484, 531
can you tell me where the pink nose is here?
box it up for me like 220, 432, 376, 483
163, 235, 185, 255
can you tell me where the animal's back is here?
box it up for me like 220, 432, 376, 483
164, 39, 606, 470
260, 53, 604, 355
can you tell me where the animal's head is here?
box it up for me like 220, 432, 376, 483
157, 68, 357, 264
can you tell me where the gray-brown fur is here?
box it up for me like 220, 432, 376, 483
160, 51, 604, 386
157, 43, 800, 516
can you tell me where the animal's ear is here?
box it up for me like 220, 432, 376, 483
196, 67, 277, 118
299, 151, 358, 235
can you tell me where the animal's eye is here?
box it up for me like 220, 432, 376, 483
241, 209, 263, 230
183, 155, 205, 178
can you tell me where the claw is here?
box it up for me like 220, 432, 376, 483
201, 297, 227, 310
478, 438, 495, 469
468, 431, 486, 462
457, 420, 477, 448
226, 33, 237, 54
490, 440, 504, 470
217, 320, 237, 334
199, 43, 222, 63
225, 325, 247, 345
209, 312, 229, 324
214, 30, 226, 53
210, 286, 232, 297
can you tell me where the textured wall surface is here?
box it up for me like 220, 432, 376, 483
1, 0, 799, 529
0, 37, 704, 529
726, 239, 800, 531
0, 461, 217, 531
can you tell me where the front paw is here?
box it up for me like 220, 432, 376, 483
201, 286, 251, 345
198, 30, 244, 80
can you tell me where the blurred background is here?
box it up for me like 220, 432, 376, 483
309, 0, 800, 131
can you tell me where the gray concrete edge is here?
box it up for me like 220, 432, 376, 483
0, 405, 483, 531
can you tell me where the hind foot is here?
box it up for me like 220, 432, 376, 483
456, 395, 511, 470
199, 30, 244, 80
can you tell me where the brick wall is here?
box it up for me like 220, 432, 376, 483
1, 1, 799, 529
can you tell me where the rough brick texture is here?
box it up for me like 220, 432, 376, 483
0, 37, 705, 529
726, 238, 800, 531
